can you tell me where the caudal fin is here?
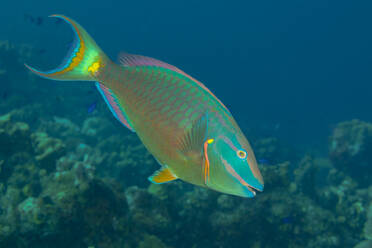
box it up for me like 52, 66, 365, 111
25, 15, 109, 81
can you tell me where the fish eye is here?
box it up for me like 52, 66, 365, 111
237, 150, 247, 159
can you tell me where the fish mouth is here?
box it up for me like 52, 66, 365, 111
243, 183, 263, 196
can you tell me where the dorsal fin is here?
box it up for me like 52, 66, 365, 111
95, 82, 135, 132
119, 52, 206, 87
118, 52, 231, 114
118, 52, 185, 73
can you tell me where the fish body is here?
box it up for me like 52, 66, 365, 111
25, 15, 264, 197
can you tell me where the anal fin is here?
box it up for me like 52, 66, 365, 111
149, 166, 178, 184
95, 82, 135, 132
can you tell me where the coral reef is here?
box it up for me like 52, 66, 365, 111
329, 119, 372, 186
354, 240, 372, 248
0, 40, 371, 248
0, 113, 31, 156
0, 108, 371, 248
364, 202, 372, 240
254, 137, 296, 165
32, 132, 66, 171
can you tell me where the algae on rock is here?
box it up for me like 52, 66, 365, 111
364, 203, 372, 240
32, 132, 66, 171
329, 119, 372, 185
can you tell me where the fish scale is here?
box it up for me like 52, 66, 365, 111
119, 68, 226, 142
111, 68, 198, 132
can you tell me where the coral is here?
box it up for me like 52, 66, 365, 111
329, 119, 372, 185
292, 156, 335, 199
364, 203, 372, 240
148, 183, 168, 201
138, 234, 169, 248
82, 117, 113, 138
0, 111, 370, 248
354, 240, 372, 248
1, 42, 372, 247
0, 113, 31, 156
95, 133, 157, 188
0, 105, 370, 248
216, 194, 236, 210
125, 186, 171, 234
261, 161, 291, 190
0, 186, 22, 235
17, 197, 43, 233
254, 137, 296, 164
38, 116, 80, 139
31, 132, 66, 171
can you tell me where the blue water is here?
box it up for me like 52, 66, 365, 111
1, 1, 372, 248
2, 0, 372, 149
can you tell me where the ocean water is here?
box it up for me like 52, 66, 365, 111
0, 1, 372, 247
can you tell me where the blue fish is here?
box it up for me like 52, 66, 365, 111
24, 14, 43, 26
87, 102, 97, 114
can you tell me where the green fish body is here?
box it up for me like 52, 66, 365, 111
26, 15, 264, 197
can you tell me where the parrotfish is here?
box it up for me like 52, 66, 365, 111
25, 15, 264, 197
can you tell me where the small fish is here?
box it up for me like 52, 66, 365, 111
35, 17, 43, 26
25, 15, 264, 197
87, 102, 97, 114
24, 14, 43, 26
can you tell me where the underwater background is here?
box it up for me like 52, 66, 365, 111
0, 0, 372, 247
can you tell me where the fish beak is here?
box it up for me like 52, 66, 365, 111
246, 157, 264, 191
241, 181, 263, 197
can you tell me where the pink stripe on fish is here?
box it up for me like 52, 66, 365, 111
221, 157, 256, 195
96, 82, 135, 132
219, 135, 239, 152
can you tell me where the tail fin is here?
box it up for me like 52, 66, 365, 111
25, 15, 109, 81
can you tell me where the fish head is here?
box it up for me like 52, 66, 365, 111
205, 132, 264, 197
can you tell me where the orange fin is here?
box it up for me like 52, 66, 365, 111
149, 166, 178, 184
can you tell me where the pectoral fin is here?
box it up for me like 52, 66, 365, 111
149, 166, 178, 184
176, 112, 209, 157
